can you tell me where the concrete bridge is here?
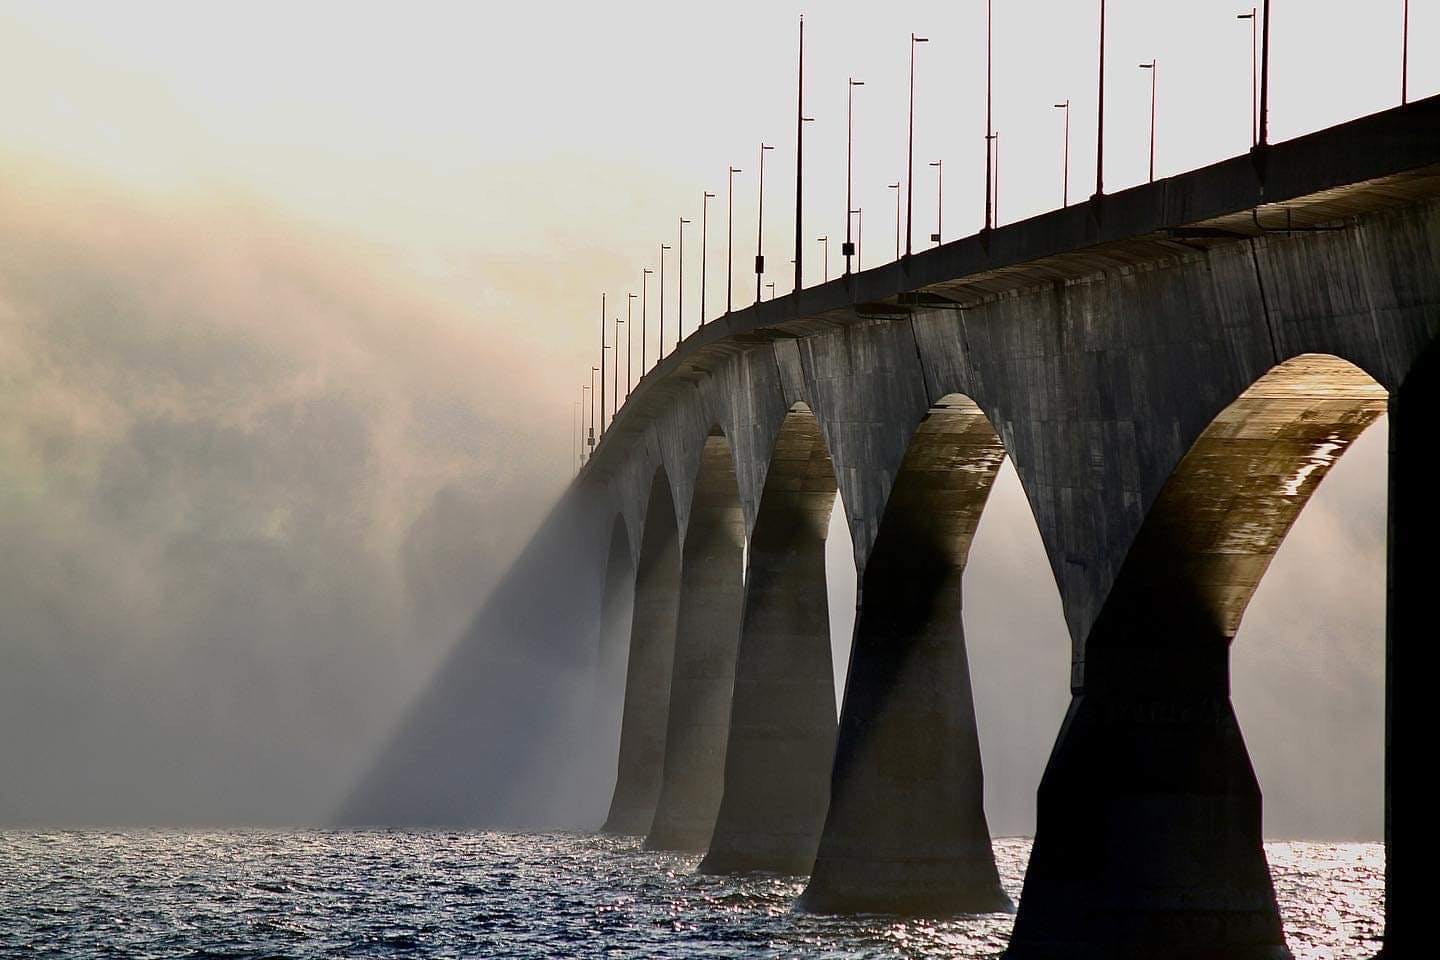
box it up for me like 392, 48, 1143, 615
349, 95, 1439, 958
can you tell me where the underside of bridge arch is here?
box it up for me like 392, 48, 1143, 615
601, 469, 680, 835
645, 428, 748, 851
801, 393, 1014, 916
1008, 353, 1388, 960
700, 402, 840, 875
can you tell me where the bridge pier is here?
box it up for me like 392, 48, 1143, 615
645, 433, 747, 851
801, 397, 1012, 916
601, 472, 681, 835
701, 405, 838, 875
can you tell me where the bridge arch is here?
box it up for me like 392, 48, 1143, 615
1009, 352, 1389, 959
601, 466, 681, 835
802, 392, 1019, 916
645, 424, 748, 850
701, 401, 842, 875
592, 514, 636, 792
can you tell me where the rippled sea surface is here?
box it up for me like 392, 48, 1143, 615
0, 832, 1383, 958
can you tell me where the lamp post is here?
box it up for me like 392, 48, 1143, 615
1139, 60, 1156, 183
1402, 0, 1410, 104
613, 319, 624, 420
701, 192, 714, 325
984, 0, 994, 231
1055, 100, 1071, 207
795, 16, 805, 293
727, 166, 741, 313
929, 160, 943, 245
1096, 0, 1106, 196
1259, 0, 1271, 147
818, 236, 829, 282
585, 374, 596, 456
844, 78, 864, 274
598, 293, 607, 438
851, 207, 863, 269
993, 131, 1000, 224
626, 293, 637, 394
767, 281, 776, 300
906, 32, 929, 258
888, 182, 901, 261
1237, 9, 1257, 147
658, 243, 670, 366
641, 268, 653, 371
678, 217, 690, 348
756, 142, 774, 303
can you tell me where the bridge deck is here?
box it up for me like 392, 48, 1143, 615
585, 94, 1440, 481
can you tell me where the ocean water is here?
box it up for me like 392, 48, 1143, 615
0, 831, 1383, 959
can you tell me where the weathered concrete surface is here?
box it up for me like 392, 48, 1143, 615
573, 98, 1440, 955
802, 395, 1012, 915
701, 404, 839, 875
592, 517, 636, 815
602, 472, 681, 834
646, 433, 748, 850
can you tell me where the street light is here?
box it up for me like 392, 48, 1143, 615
818, 235, 829, 282
795, 15, 806, 293
844, 78, 864, 274
1237, 9, 1257, 147
888, 182, 901, 261
727, 166, 741, 314
598, 293, 607, 438
1139, 60, 1156, 183
1403, 0, 1410, 104
701, 192, 715, 326
906, 32, 929, 258
658, 243, 671, 366
1259, 0, 1271, 147
984, 0, 995, 231
928, 160, 943, 245
993, 132, 1000, 224
626, 293, 637, 394
1096, 0, 1106, 197
767, 281, 776, 300
851, 207, 863, 269
1055, 100, 1071, 207
641, 268, 653, 371
756, 142, 775, 303
678, 217, 690, 348
586, 373, 596, 453
613, 318, 624, 421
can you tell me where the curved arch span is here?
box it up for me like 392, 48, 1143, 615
1010, 353, 1387, 959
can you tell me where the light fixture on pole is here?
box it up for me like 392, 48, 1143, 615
641, 268, 653, 371
1096, 0, 1106, 197
818, 235, 829, 282
701, 192, 715, 325
613, 318, 624, 421
1055, 100, 1071, 207
1403, 0, 1410, 104
1259, 0, 1271, 147
844, 78, 864, 274
851, 207, 863, 269
678, 217, 690, 348
795, 15, 806, 293
586, 372, 596, 453
906, 32, 929, 257
1139, 60, 1156, 183
756, 142, 775, 303
766, 281, 776, 300
598, 293, 607, 438
984, 0, 994, 231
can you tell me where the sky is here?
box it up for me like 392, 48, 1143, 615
0, 0, 1421, 833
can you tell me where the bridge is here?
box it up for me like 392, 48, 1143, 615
347, 96, 1440, 958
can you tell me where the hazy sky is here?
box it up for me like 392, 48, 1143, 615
0, 0, 1417, 832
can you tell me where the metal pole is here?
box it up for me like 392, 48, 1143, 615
586, 374, 595, 454
1140, 60, 1156, 182
994, 131, 1000, 224
757, 143, 773, 303
1403, 0, 1410, 104
626, 293, 636, 394
855, 207, 863, 268
659, 244, 670, 365
1056, 100, 1071, 207
678, 219, 689, 349
819, 236, 829, 282
845, 79, 863, 274
1259, 0, 1270, 147
599, 293, 606, 438
727, 166, 740, 313
613, 319, 624, 421
1238, 9, 1257, 147
889, 182, 901, 260
701, 192, 714, 325
906, 34, 928, 257
929, 160, 942, 245
1096, 0, 1106, 196
985, 0, 994, 231
642, 268, 652, 371
795, 16, 804, 293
